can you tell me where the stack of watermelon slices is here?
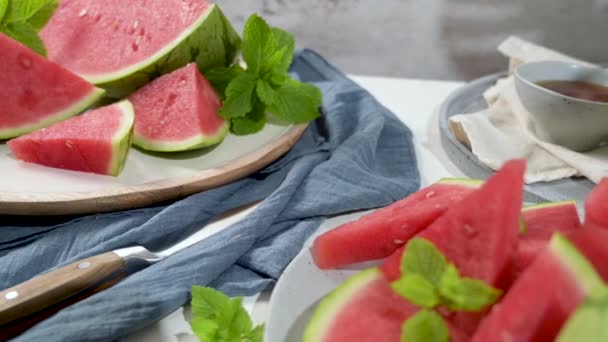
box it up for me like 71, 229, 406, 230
305, 160, 608, 342
1, 0, 239, 176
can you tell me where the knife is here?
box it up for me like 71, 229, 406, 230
0, 201, 260, 338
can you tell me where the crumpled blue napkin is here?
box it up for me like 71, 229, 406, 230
0, 49, 419, 341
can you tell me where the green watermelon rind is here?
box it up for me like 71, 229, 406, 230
132, 120, 229, 152
438, 178, 483, 187
522, 200, 577, 212
87, 4, 240, 98
550, 233, 604, 294
108, 101, 135, 176
303, 268, 382, 342
0, 87, 105, 140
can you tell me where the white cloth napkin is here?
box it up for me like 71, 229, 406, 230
450, 36, 608, 184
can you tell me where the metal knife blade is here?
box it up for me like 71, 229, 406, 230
0, 201, 260, 338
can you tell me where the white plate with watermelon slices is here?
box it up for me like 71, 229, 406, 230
0, 122, 306, 216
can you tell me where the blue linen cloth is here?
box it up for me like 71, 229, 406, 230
0, 49, 420, 341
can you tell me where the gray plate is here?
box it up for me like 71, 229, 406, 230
439, 72, 594, 206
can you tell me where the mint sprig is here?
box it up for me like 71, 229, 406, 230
0, 0, 57, 55
205, 14, 322, 135
401, 309, 450, 342
189, 285, 263, 342
393, 238, 503, 341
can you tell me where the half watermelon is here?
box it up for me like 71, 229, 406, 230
41, 0, 240, 98
8, 101, 135, 176
0, 33, 104, 139
128, 63, 229, 152
472, 234, 605, 342
312, 178, 481, 270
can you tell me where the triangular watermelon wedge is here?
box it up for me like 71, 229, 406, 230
312, 178, 481, 269
128, 63, 229, 152
584, 178, 608, 228
0, 33, 104, 139
472, 234, 605, 342
8, 101, 135, 176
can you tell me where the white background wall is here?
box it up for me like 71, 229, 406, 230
216, 0, 608, 80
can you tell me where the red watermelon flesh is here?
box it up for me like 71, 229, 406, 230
302, 268, 466, 342
570, 225, 608, 282
128, 63, 228, 152
8, 101, 134, 176
472, 234, 604, 342
0, 33, 104, 139
312, 179, 481, 270
506, 201, 582, 284
41, 0, 209, 79
584, 178, 608, 228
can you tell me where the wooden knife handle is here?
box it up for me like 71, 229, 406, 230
0, 252, 125, 327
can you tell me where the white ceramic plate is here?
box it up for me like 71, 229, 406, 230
264, 210, 377, 342
0, 123, 307, 215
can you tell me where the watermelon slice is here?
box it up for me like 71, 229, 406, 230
509, 201, 582, 281
41, 0, 240, 98
8, 101, 135, 176
0, 33, 104, 139
312, 178, 481, 269
128, 63, 229, 152
302, 268, 467, 342
584, 178, 608, 228
570, 225, 608, 282
472, 234, 605, 342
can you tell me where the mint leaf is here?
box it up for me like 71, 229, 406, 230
205, 65, 246, 100
5, 0, 53, 23
190, 318, 220, 341
401, 238, 448, 287
557, 287, 608, 342
230, 100, 266, 135
3, 22, 45, 55
269, 27, 295, 73
241, 14, 277, 75
190, 286, 264, 342
401, 309, 450, 342
219, 73, 256, 119
0, 0, 8, 22
256, 79, 279, 106
27, 0, 58, 30
267, 80, 321, 123
439, 265, 502, 312
391, 273, 440, 308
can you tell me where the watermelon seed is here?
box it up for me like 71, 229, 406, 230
425, 191, 436, 198
464, 224, 479, 237
78, 9, 88, 17
394, 239, 404, 245
18, 55, 32, 69
65, 141, 73, 149
133, 21, 140, 29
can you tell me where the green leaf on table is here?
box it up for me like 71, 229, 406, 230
401, 309, 450, 342
241, 13, 277, 75
400, 238, 448, 287
391, 273, 440, 308
0, 0, 8, 22
267, 79, 322, 123
230, 100, 267, 135
27, 0, 58, 30
438, 264, 502, 312
219, 73, 257, 119
3, 21, 46, 55
189, 286, 264, 342
205, 65, 246, 100
5, 0, 54, 23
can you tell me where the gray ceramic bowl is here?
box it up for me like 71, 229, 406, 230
515, 61, 608, 152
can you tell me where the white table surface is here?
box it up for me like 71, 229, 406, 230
123, 75, 467, 342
